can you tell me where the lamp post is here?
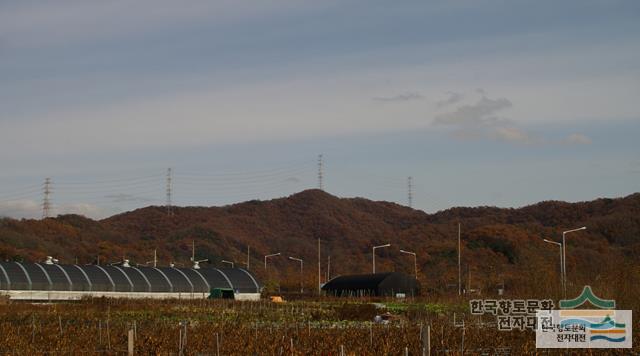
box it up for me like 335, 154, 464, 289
221, 260, 234, 268
399, 249, 417, 279
318, 238, 321, 295
543, 238, 563, 295
458, 223, 461, 296
372, 243, 391, 273
264, 253, 281, 270
562, 227, 586, 298
289, 256, 304, 293
192, 258, 209, 269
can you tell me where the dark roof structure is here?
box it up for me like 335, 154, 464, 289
322, 272, 419, 297
0, 262, 260, 294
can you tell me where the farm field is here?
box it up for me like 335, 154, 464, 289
0, 297, 636, 355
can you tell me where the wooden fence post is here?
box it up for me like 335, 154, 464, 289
421, 324, 431, 356
31, 315, 35, 343
216, 332, 220, 356
427, 325, 431, 356
128, 329, 134, 356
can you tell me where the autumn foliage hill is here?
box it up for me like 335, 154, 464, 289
0, 190, 639, 303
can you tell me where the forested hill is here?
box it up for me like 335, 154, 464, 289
1, 190, 638, 298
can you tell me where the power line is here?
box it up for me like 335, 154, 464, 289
1, 157, 319, 218
55, 174, 163, 186
173, 184, 301, 205
176, 167, 310, 187
332, 171, 451, 211
55, 181, 165, 195
0, 186, 44, 201
176, 158, 314, 178
175, 181, 301, 200
175, 166, 311, 185
176, 178, 309, 193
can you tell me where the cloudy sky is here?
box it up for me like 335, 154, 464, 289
1, 0, 639, 219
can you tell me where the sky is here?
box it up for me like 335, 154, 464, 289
0, 0, 639, 219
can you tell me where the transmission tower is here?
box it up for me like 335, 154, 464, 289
42, 177, 52, 219
166, 168, 174, 217
317, 154, 324, 190
407, 176, 413, 208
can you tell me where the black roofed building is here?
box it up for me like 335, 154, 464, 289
0, 261, 261, 301
322, 272, 419, 297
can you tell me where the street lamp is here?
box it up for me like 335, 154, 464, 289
372, 243, 391, 273
562, 227, 586, 298
399, 249, 417, 279
289, 256, 304, 293
543, 238, 563, 294
221, 260, 234, 268
264, 253, 281, 270
192, 258, 209, 269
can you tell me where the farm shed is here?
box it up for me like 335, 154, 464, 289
0, 261, 261, 301
322, 272, 419, 297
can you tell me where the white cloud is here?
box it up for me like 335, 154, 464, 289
56, 203, 107, 218
0, 199, 107, 219
434, 95, 512, 127
0, 200, 41, 219
434, 91, 594, 146
373, 92, 423, 102
491, 126, 536, 144
433, 90, 534, 144
563, 133, 592, 145
450, 125, 538, 145
436, 92, 464, 108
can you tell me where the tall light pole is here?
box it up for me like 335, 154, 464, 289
221, 260, 234, 268
289, 256, 304, 293
318, 238, 321, 295
264, 253, 281, 270
399, 249, 417, 279
543, 238, 563, 295
246, 245, 250, 270
562, 227, 586, 298
458, 223, 462, 296
372, 243, 391, 273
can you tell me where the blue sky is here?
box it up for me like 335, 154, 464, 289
0, 0, 639, 218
